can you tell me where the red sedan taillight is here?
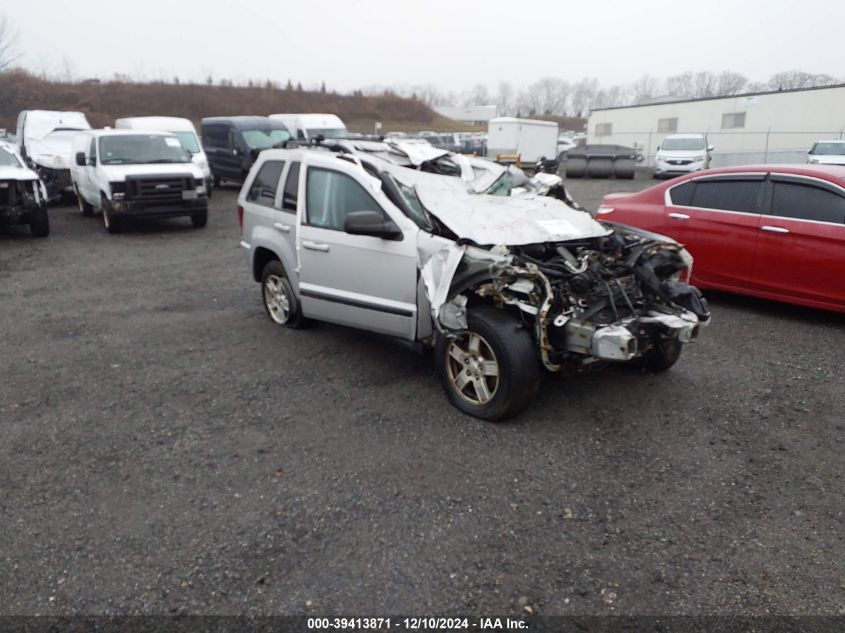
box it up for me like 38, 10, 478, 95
237, 204, 244, 231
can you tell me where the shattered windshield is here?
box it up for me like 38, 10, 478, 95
0, 149, 22, 167
383, 172, 430, 228
811, 142, 845, 156
242, 129, 291, 150
661, 138, 706, 151
99, 135, 190, 165
484, 172, 512, 196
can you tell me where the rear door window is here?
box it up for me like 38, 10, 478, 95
690, 179, 762, 213
247, 160, 285, 207
282, 162, 300, 213
770, 179, 845, 224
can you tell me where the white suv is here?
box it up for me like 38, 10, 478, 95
239, 146, 710, 421
654, 134, 713, 178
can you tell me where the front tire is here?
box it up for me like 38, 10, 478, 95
101, 195, 122, 234
435, 306, 539, 421
30, 212, 50, 238
77, 187, 94, 216
191, 208, 208, 228
260, 260, 305, 328
645, 337, 683, 372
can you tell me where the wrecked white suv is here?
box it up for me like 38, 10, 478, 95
239, 146, 710, 420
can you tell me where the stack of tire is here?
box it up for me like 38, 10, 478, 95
565, 145, 638, 180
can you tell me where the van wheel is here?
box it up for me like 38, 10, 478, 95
435, 306, 540, 422
213, 174, 221, 188
261, 260, 305, 328
101, 195, 122, 234
77, 188, 94, 216
191, 209, 208, 228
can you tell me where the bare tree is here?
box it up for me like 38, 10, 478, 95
496, 81, 515, 116
665, 71, 695, 98
768, 70, 839, 90
523, 78, 570, 115
570, 77, 599, 117
461, 83, 491, 107
0, 14, 20, 71
631, 74, 661, 104
715, 70, 748, 96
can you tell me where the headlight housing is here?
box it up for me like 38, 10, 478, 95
110, 181, 127, 200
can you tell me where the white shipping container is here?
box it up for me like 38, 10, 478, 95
486, 117, 559, 163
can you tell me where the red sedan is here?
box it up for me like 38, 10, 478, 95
597, 165, 845, 313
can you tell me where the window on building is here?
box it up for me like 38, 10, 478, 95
595, 123, 612, 136
721, 112, 746, 129
658, 118, 678, 133
770, 180, 845, 224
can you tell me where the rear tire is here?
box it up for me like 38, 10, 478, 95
212, 174, 221, 188
260, 260, 306, 328
435, 306, 540, 421
191, 209, 208, 228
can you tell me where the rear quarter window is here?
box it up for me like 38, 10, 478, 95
771, 180, 845, 224
247, 160, 285, 207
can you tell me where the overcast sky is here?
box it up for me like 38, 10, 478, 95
3, 0, 843, 92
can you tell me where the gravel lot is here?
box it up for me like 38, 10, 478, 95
1, 180, 843, 616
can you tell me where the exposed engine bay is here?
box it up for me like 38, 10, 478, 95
431, 223, 710, 371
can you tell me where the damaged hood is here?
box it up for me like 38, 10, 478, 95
0, 165, 40, 181
415, 179, 609, 245
28, 130, 82, 170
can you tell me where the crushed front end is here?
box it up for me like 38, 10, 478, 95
440, 224, 710, 371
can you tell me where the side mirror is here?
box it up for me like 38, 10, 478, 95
707, 144, 714, 152
75, 152, 86, 167
344, 210, 402, 240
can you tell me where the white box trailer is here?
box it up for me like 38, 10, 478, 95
486, 117, 559, 165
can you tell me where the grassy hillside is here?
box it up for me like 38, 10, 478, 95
0, 70, 475, 135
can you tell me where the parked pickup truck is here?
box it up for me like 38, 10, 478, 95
239, 145, 710, 421
70, 130, 208, 234
0, 140, 50, 237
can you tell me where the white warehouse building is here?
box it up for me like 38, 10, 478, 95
587, 84, 845, 167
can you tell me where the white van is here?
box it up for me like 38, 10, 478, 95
16, 110, 92, 200
654, 133, 713, 178
268, 113, 348, 141
71, 129, 208, 234
115, 117, 211, 194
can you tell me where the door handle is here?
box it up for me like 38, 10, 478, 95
273, 222, 291, 233
668, 212, 690, 220
302, 240, 329, 252
761, 225, 789, 234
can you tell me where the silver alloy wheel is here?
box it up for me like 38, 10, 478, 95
263, 274, 291, 325
102, 204, 111, 229
446, 332, 500, 406
77, 190, 84, 213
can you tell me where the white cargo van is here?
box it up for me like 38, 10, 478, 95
115, 117, 212, 194
16, 110, 92, 200
71, 129, 208, 234
268, 113, 348, 141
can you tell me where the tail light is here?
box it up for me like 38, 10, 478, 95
237, 204, 244, 231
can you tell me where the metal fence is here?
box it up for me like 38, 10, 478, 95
591, 129, 845, 169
